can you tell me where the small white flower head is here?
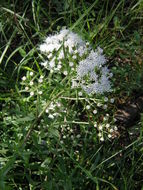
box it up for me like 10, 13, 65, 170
63, 71, 68, 76
108, 134, 112, 138
69, 62, 74, 67
110, 98, 115, 103
78, 91, 83, 96
105, 123, 110, 128
30, 91, 34, 96
110, 128, 114, 133
98, 133, 102, 137
97, 103, 102, 107
40, 61, 48, 67
38, 78, 43, 83
93, 110, 97, 114
22, 76, 26, 81
40, 75, 44, 79
71, 80, 78, 88
25, 86, 29, 91
86, 42, 90, 46
103, 104, 108, 109
110, 73, 113, 77
56, 102, 61, 107
30, 81, 34, 86
94, 123, 97, 128
77, 134, 81, 138
45, 109, 49, 113
103, 117, 108, 121
72, 55, 77, 59
86, 105, 90, 110
48, 53, 52, 59
38, 91, 43, 95
114, 126, 118, 131
49, 103, 56, 110
48, 114, 54, 119
30, 72, 34, 76
70, 129, 73, 133
53, 112, 59, 117
104, 97, 108, 102
100, 137, 104, 142
98, 125, 103, 131
57, 64, 62, 69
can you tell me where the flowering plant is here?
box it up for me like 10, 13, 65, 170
20, 28, 118, 142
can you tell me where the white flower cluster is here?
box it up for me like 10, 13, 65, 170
39, 28, 112, 95
94, 114, 118, 142
45, 101, 66, 120
21, 72, 44, 98
77, 48, 113, 94
39, 28, 86, 55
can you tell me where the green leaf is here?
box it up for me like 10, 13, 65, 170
19, 48, 26, 57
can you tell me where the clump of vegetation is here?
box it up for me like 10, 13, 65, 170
0, 0, 143, 189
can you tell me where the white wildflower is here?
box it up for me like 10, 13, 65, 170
48, 53, 52, 59
63, 135, 66, 139
76, 49, 112, 94
103, 105, 108, 109
56, 102, 61, 107
104, 97, 108, 102
105, 124, 110, 128
38, 78, 43, 83
72, 55, 77, 59
22, 76, 26, 81
45, 109, 49, 113
48, 114, 54, 119
100, 137, 104, 141
110, 129, 114, 133
99, 125, 103, 130
108, 134, 112, 138
39, 28, 113, 96
63, 71, 68, 76
97, 103, 102, 107
86, 105, 90, 110
30, 81, 34, 86
40, 75, 44, 79
93, 110, 97, 114
30, 72, 34, 76
98, 133, 102, 137
38, 91, 43, 95
114, 126, 118, 131
40, 61, 48, 67
71, 80, 78, 88
78, 91, 83, 96
25, 86, 29, 91
57, 64, 62, 69
30, 91, 34, 96
110, 98, 115, 103
69, 62, 74, 67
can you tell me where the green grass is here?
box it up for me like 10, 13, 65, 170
0, 0, 143, 189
